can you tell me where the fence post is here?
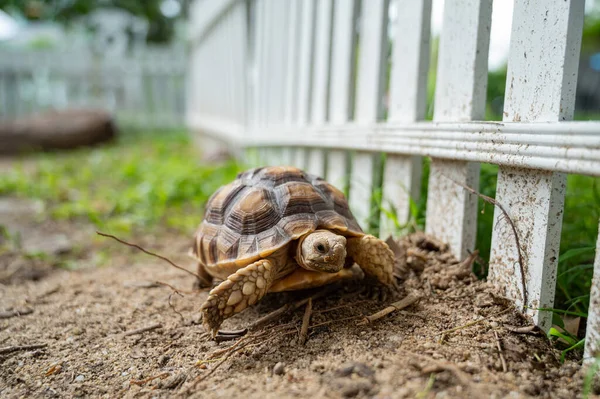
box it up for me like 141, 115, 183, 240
424, 0, 492, 259
292, 0, 317, 170
380, 0, 431, 237
585, 221, 600, 362
488, 0, 584, 331
307, 0, 333, 178
348, 0, 389, 229
326, 0, 358, 195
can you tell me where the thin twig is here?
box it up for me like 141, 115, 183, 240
310, 315, 363, 329
0, 308, 33, 319
169, 291, 185, 322
247, 284, 340, 332
130, 372, 170, 386
503, 324, 540, 335
299, 298, 312, 345
193, 332, 269, 388
443, 176, 527, 310
494, 330, 508, 372
96, 231, 202, 280
0, 343, 47, 355
123, 323, 163, 337
357, 293, 421, 325
156, 281, 197, 295
438, 307, 512, 336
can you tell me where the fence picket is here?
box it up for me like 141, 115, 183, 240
326, 0, 357, 194
424, 0, 492, 259
488, 0, 585, 331
349, 0, 388, 229
584, 221, 600, 362
380, 0, 431, 237
287, 0, 317, 171
306, 0, 333, 177
284, 0, 301, 125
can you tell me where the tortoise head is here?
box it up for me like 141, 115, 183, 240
296, 230, 347, 273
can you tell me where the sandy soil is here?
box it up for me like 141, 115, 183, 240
0, 198, 589, 398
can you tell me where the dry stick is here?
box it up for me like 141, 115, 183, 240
0, 343, 47, 355
247, 284, 340, 332
96, 231, 202, 280
494, 330, 508, 372
438, 307, 512, 337
443, 176, 527, 310
504, 324, 539, 335
169, 291, 185, 322
130, 372, 170, 386
299, 298, 313, 345
193, 333, 270, 388
123, 323, 163, 337
0, 308, 34, 319
155, 281, 197, 295
357, 293, 421, 326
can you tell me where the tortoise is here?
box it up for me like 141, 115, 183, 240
190, 166, 396, 336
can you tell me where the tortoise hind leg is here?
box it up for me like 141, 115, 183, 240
347, 235, 395, 287
201, 258, 281, 337
193, 263, 214, 290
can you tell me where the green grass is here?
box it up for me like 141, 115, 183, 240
0, 130, 242, 236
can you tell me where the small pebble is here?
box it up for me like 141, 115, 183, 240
74, 375, 85, 382
273, 362, 285, 375
489, 321, 499, 328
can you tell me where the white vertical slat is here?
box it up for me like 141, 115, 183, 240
326, 0, 357, 192
284, 0, 301, 125
380, 0, 431, 237
281, 1, 301, 168
293, 0, 316, 171
489, 0, 584, 331
424, 0, 492, 258
307, 0, 333, 178
584, 221, 600, 362
257, 0, 271, 129
293, 147, 306, 170
233, 2, 248, 128
269, 0, 288, 125
265, 0, 289, 164
349, 0, 389, 229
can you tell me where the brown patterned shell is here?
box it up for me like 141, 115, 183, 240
191, 166, 364, 269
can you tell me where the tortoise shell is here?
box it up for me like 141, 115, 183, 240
191, 166, 363, 273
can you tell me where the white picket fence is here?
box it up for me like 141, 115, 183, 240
187, 0, 600, 361
0, 46, 187, 129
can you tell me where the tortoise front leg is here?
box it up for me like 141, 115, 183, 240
201, 258, 281, 337
347, 235, 395, 286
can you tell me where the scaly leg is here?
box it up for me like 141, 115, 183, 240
347, 235, 395, 286
201, 258, 281, 336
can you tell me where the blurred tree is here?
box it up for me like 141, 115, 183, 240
0, 0, 190, 43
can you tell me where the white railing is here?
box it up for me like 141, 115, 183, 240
0, 45, 187, 129
187, 0, 600, 361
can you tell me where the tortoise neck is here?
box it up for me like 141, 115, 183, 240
295, 233, 311, 270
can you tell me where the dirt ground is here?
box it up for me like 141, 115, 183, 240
0, 198, 590, 398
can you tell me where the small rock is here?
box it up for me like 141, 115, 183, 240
74, 375, 85, 382
489, 321, 499, 328
71, 327, 84, 336
158, 355, 170, 367
273, 362, 285, 375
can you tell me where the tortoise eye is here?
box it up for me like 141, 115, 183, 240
315, 242, 327, 253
